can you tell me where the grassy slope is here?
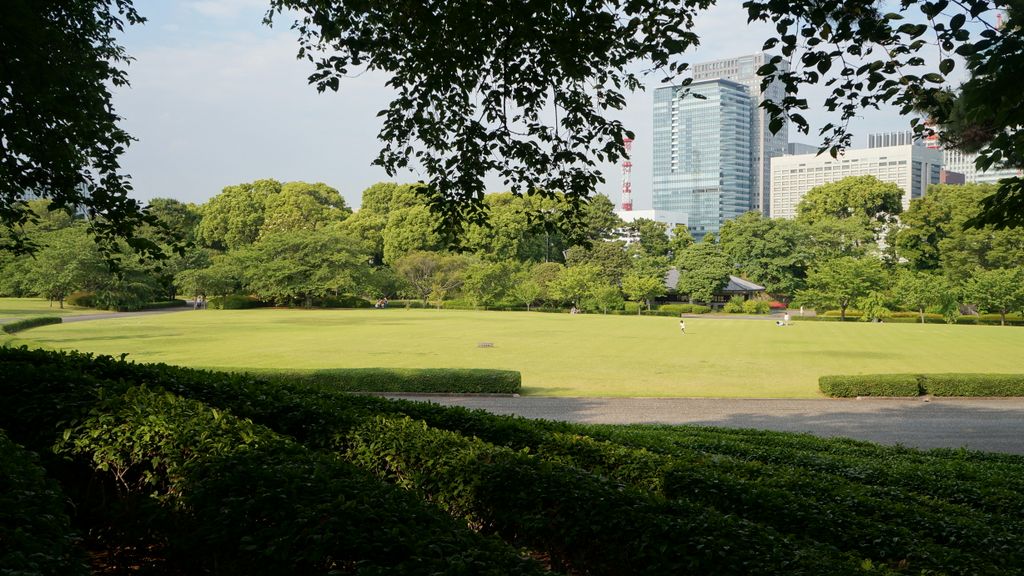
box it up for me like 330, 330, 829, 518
11, 308, 1024, 397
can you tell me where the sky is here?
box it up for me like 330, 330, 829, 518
112, 1, 917, 211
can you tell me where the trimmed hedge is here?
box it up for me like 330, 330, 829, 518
922, 373, 1024, 397
0, 365, 546, 575
5, 347, 1024, 575
2, 316, 62, 334
0, 431, 88, 576
820, 373, 1024, 397
263, 367, 522, 394
819, 374, 922, 397
139, 299, 187, 310
347, 417, 879, 576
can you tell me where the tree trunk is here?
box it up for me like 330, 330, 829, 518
1001, 311, 1006, 326
840, 305, 847, 321
59, 297, 64, 309
920, 307, 925, 324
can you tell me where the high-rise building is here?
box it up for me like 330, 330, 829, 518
787, 142, 818, 155
691, 53, 789, 215
652, 79, 752, 240
770, 145, 943, 219
867, 130, 1020, 183
942, 148, 1021, 184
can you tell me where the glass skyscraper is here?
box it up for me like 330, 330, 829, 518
652, 79, 752, 240
691, 53, 789, 215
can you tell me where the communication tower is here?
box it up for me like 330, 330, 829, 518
621, 137, 634, 211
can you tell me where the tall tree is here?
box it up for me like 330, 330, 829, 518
462, 260, 517, 309
674, 236, 731, 304
237, 227, 371, 308
797, 257, 888, 321
621, 272, 666, 314
548, 264, 602, 309
1, 0, 158, 259
719, 212, 806, 299
893, 269, 956, 324
895, 184, 1024, 283
564, 241, 631, 286
197, 179, 281, 250
260, 182, 351, 237
965, 268, 1024, 326
627, 218, 671, 257
796, 176, 904, 226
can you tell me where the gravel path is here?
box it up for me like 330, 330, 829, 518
384, 395, 1024, 455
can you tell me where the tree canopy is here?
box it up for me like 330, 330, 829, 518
6, 0, 1024, 256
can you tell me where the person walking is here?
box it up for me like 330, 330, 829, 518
783, 312, 791, 326
679, 319, 686, 334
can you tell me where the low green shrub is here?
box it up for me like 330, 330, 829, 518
742, 299, 770, 314
723, 296, 745, 313
347, 417, 876, 576
207, 295, 265, 309
66, 291, 96, 308
655, 303, 711, 315
532, 431, 1011, 574
264, 367, 521, 394
819, 374, 922, 397
820, 373, 1024, 397
56, 386, 545, 575
388, 299, 430, 309
139, 299, 187, 310
921, 374, 1024, 397
822, 309, 863, 318
0, 431, 88, 576
2, 316, 62, 334
316, 294, 373, 308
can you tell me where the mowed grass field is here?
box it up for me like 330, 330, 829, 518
0, 297, 98, 323
7, 306, 1024, 397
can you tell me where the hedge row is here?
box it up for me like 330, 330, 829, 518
1, 316, 62, 334
526, 431, 1017, 574
819, 374, 923, 397
347, 417, 880, 576
5, 347, 1024, 575
0, 430, 88, 576
0, 362, 546, 575
262, 367, 522, 394
138, 299, 187, 310
820, 373, 1024, 397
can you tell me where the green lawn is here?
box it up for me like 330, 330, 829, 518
8, 307, 1024, 397
0, 297, 97, 323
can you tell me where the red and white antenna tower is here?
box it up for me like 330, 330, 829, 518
621, 137, 634, 211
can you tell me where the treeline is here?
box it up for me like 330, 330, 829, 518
2, 176, 1023, 322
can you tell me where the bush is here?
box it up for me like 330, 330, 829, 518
265, 367, 522, 394
0, 431, 88, 576
66, 290, 96, 308
139, 299, 187, 310
207, 295, 265, 309
347, 417, 873, 576
55, 386, 545, 575
2, 316, 62, 334
742, 299, 770, 314
822, 309, 863, 317
723, 296, 745, 313
317, 294, 373, 308
921, 374, 1024, 397
818, 374, 922, 397
388, 299, 430, 309
655, 303, 711, 315
820, 373, 1024, 397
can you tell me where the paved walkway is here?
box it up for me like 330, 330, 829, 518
384, 395, 1024, 455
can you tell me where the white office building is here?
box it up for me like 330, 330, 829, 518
770, 145, 943, 219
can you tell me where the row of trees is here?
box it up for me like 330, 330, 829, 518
3, 176, 1022, 321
